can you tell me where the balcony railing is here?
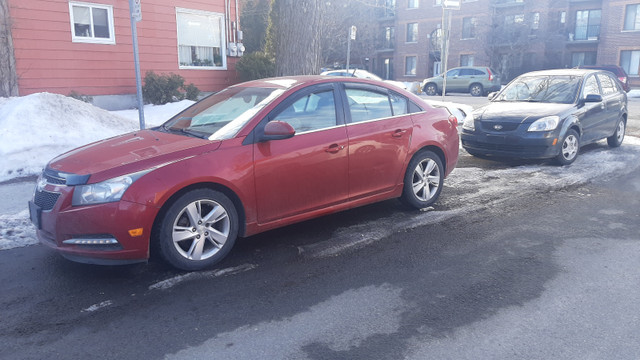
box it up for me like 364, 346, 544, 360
491, 0, 525, 7
573, 25, 600, 40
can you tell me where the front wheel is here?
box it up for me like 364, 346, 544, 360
555, 129, 580, 166
424, 83, 438, 96
158, 189, 238, 271
400, 150, 444, 209
607, 118, 625, 148
469, 83, 484, 97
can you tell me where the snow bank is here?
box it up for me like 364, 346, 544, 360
0, 93, 194, 183
0, 93, 137, 182
628, 89, 640, 98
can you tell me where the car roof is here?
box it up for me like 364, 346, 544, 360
517, 69, 602, 77
231, 75, 404, 92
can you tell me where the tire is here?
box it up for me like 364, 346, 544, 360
158, 189, 238, 271
400, 150, 444, 209
607, 118, 625, 148
470, 83, 484, 97
555, 129, 580, 166
424, 83, 438, 96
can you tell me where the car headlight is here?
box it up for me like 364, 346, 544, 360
462, 114, 475, 131
72, 170, 150, 206
528, 116, 559, 132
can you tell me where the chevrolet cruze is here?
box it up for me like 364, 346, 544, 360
29, 76, 459, 270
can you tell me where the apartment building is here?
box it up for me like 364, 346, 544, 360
374, 0, 640, 88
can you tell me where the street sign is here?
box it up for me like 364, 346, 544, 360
131, 0, 142, 22
442, 0, 460, 10
350, 25, 357, 40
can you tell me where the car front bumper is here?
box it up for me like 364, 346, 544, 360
29, 183, 156, 265
460, 129, 561, 159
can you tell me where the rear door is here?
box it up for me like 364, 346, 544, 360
253, 83, 349, 223
342, 83, 413, 200
596, 73, 625, 138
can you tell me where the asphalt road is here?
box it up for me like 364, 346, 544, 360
1, 96, 639, 359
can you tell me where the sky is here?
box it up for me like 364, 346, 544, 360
0, 91, 639, 253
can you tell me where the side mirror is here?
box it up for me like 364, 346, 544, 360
259, 120, 295, 142
583, 94, 603, 103
488, 92, 498, 101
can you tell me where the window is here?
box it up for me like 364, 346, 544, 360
408, 0, 419, 9
531, 12, 540, 30
505, 14, 525, 25
575, 10, 601, 40
460, 54, 474, 66
582, 75, 600, 97
405, 56, 417, 76
462, 17, 476, 39
69, 2, 115, 44
571, 52, 597, 66
382, 26, 395, 49
620, 50, 640, 76
273, 90, 337, 133
624, 4, 640, 31
177, 8, 226, 69
346, 89, 393, 123
390, 92, 408, 116
597, 74, 617, 95
406, 23, 418, 42
435, 0, 442, 5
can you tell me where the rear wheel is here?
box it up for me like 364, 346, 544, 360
424, 83, 438, 96
555, 129, 580, 166
158, 189, 238, 271
400, 150, 444, 209
607, 118, 625, 148
469, 83, 484, 97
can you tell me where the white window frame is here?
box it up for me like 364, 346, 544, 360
623, 4, 640, 32
69, 1, 115, 44
176, 8, 227, 70
408, 0, 419, 9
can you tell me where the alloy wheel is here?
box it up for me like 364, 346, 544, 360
171, 199, 230, 261
412, 158, 440, 201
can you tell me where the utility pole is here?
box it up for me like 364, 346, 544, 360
441, 0, 460, 102
346, 25, 356, 71
129, 0, 145, 130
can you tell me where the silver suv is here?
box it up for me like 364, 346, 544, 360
421, 66, 501, 97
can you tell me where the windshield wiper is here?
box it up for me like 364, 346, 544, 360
179, 128, 207, 139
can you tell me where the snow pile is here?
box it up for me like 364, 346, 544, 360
628, 89, 640, 98
0, 93, 136, 182
0, 93, 194, 183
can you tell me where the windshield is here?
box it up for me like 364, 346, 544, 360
494, 75, 581, 104
159, 86, 283, 140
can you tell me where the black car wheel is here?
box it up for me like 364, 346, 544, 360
607, 118, 625, 148
469, 83, 484, 97
424, 83, 438, 96
400, 150, 444, 209
555, 129, 580, 166
158, 189, 238, 271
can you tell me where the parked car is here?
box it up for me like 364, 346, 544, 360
29, 76, 459, 271
421, 66, 501, 97
579, 65, 631, 92
461, 69, 627, 165
321, 69, 408, 90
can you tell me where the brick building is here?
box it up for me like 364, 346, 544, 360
372, 0, 640, 88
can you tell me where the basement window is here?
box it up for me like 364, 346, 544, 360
69, 2, 115, 44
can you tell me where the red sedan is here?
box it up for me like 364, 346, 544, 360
29, 76, 459, 270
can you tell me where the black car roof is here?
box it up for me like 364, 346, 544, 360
519, 69, 601, 77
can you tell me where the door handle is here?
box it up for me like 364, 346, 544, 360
325, 144, 345, 153
392, 129, 408, 138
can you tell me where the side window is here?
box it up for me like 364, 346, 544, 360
447, 69, 460, 77
390, 92, 408, 116
346, 88, 393, 123
408, 101, 424, 114
596, 74, 616, 96
458, 69, 473, 76
272, 90, 337, 133
473, 69, 485, 76
582, 75, 600, 98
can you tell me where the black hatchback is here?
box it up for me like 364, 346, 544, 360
461, 69, 627, 165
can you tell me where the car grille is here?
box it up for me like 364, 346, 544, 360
464, 140, 546, 154
480, 122, 521, 132
34, 190, 61, 210
43, 169, 67, 185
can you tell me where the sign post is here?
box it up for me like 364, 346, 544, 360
441, 0, 460, 102
346, 25, 357, 71
129, 0, 145, 130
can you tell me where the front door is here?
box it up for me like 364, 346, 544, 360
253, 85, 349, 223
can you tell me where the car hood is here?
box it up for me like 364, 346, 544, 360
48, 130, 220, 183
473, 102, 575, 123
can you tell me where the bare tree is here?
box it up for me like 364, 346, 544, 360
483, 19, 533, 82
0, 0, 18, 97
267, 0, 326, 76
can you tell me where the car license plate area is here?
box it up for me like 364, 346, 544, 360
28, 201, 42, 229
